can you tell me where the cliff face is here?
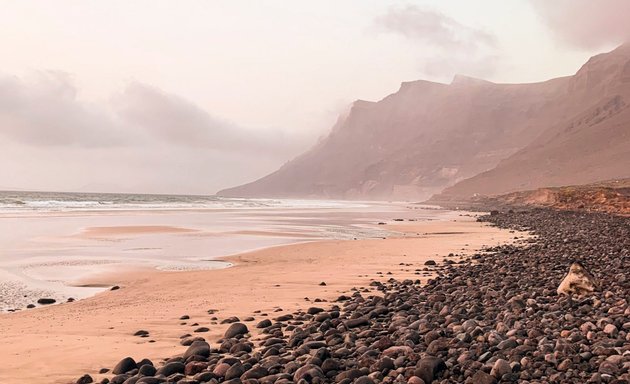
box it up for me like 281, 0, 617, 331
435, 44, 630, 200
220, 45, 630, 201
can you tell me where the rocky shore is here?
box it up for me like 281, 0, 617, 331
83, 209, 629, 384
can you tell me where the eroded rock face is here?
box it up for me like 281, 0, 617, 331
557, 262, 597, 296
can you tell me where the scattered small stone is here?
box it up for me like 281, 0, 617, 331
92, 209, 630, 384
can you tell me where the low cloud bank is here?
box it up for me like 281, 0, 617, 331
530, 0, 630, 49
0, 71, 308, 193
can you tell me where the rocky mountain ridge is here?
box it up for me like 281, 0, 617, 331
220, 44, 630, 201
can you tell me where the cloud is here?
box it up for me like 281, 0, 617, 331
0, 71, 128, 147
373, 5, 498, 79
530, 0, 630, 49
0, 72, 302, 156
0, 72, 311, 193
374, 5, 496, 52
113, 82, 297, 155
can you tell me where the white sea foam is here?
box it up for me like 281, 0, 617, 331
0, 191, 367, 213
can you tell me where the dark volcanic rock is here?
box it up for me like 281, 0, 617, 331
155, 361, 185, 376
415, 357, 446, 383
183, 340, 210, 359
224, 322, 248, 338
97, 209, 630, 384
112, 357, 137, 375
76, 374, 93, 384
37, 298, 56, 305
344, 316, 369, 328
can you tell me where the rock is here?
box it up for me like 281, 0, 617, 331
374, 356, 395, 371
321, 358, 341, 373
224, 322, 248, 338
490, 358, 512, 378
137, 364, 156, 376
155, 362, 185, 376
193, 327, 209, 333
213, 363, 231, 377
307, 307, 324, 315
472, 371, 497, 384
414, 357, 446, 383
557, 262, 597, 296
133, 330, 149, 336
497, 338, 518, 350
241, 366, 269, 380
355, 377, 375, 384
37, 298, 56, 305
344, 317, 369, 328
180, 336, 205, 346
110, 286, 120, 291
407, 377, 426, 384
224, 363, 245, 380
598, 361, 619, 376
558, 359, 573, 371
136, 378, 165, 384
185, 361, 208, 376
110, 375, 130, 384
76, 374, 93, 384
293, 364, 325, 382
183, 340, 210, 359
112, 357, 137, 374
256, 319, 272, 328
193, 372, 216, 382
603, 323, 618, 337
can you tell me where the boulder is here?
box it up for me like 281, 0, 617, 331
224, 322, 249, 338
557, 262, 597, 296
112, 357, 137, 375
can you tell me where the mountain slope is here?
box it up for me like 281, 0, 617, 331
220, 44, 630, 200
435, 44, 630, 200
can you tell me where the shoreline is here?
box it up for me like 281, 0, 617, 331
0, 211, 522, 384
0, 203, 414, 312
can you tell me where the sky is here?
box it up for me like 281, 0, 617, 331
1, 0, 629, 194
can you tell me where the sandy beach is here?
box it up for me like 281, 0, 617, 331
0, 211, 521, 384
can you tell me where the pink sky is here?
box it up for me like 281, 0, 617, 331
0, 1, 628, 194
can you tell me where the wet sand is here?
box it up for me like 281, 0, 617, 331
0, 213, 520, 384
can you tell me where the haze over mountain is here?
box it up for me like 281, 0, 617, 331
220, 44, 630, 200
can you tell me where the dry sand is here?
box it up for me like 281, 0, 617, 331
0, 214, 521, 384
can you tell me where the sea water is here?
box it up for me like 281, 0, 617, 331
0, 191, 422, 311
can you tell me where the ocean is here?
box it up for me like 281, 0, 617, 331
0, 191, 423, 311
0, 190, 365, 213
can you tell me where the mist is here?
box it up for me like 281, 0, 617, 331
1, 1, 626, 194
0, 72, 311, 194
